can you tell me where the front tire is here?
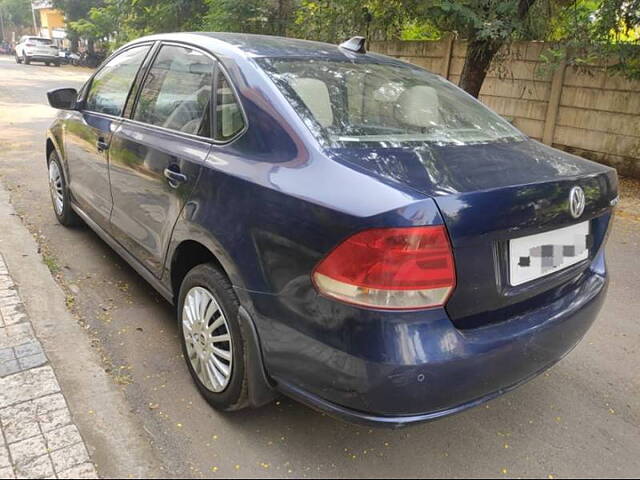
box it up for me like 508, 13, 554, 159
23, 54, 30, 65
15, 54, 22, 64
178, 263, 249, 411
48, 151, 80, 227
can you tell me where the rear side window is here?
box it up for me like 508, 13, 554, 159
133, 45, 215, 136
85, 45, 150, 116
214, 70, 245, 141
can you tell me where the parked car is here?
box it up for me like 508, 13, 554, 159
15, 35, 59, 66
45, 33, 617, 427
0, 41, 12, 55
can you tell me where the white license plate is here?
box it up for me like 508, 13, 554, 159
509, 222, 590, 286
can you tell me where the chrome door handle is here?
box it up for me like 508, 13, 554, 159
96, 138, 109, 152
164, 167, 187, 188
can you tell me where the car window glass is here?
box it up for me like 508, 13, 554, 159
134, 45, 214, 136
259, 57, 523, 147
85, 46, 150, 116
214, 70, 245, 141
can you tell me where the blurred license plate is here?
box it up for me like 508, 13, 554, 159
509, 222, 590, 286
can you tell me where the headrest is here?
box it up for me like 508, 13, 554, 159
396, 85, 441, 128
289, 78, 334, 128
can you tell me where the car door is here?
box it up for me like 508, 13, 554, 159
107, 43, 215, 277
62, 44, 152, 228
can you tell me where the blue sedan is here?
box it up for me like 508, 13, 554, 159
45, 33, 617, 427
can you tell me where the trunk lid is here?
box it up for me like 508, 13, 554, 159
328, 139, 618, 327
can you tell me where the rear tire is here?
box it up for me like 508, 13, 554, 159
45, 62, 50, 66
178, 263, 249, 412
47, 151, 80, 227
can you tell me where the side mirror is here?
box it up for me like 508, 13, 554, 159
47, 88, 78, 110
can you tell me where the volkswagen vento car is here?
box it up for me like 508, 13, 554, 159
45, 33, 618, 427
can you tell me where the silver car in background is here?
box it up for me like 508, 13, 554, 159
15, 36, 60, 66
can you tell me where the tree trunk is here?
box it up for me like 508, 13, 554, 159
458, 37, 503, 98
70, 36, 79, 54
459, 0, 537, 98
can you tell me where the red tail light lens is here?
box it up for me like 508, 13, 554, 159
312, 226, 456, 309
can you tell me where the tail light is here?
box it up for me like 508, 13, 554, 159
312, 226, 456, 310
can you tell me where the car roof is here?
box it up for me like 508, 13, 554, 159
126, 32, 396, 63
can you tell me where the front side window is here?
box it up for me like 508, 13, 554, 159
258, 57, 523, 147
85, 45, 150, 116
134, 45, 215, 136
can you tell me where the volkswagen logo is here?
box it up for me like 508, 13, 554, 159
569, 186, 586, 219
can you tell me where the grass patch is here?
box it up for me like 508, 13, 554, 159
42, 252, 61, 274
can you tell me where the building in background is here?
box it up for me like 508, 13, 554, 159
31, 0, 66, 45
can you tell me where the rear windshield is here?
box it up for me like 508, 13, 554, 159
257, 57, 523, 147
27, 37, 53, 45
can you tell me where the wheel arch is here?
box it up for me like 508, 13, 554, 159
167, 236, 277, 407
166, 231, 249, 307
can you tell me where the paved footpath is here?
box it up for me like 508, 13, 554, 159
0, 255, 98, 479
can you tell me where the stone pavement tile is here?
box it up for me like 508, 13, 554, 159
0, 324, 34, 350
50, 443, 90, 474
32, 394, 66, 416
58, 462, 98, 479
0, 443, 10, 468
0, 401, 40, 444
13, 342, 42, 359
17, 353, 47, 371
0, 289, 16, 299
0, 366, 59, 409
0, 360, 20, 378
0, 298, 23, 310
8, 435, 47, 466
13, 454, 54, 479
0, 348, 15, 364
0, 466, 15, 479
0, 275, 14, 288
44, 425, 83, 452
38, 408, 72, 434
0, 305, 27, 327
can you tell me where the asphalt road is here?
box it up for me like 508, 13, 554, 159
0, 55, 639, 479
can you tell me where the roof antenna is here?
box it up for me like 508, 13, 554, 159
339, 36, 366, 54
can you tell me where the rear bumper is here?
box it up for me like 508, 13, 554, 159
249, 250, 607, 427
24, 54, 58, 62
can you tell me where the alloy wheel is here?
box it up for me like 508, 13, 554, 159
182, 286, 233, 393
48, 161, 64, 216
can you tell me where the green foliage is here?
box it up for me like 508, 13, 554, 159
204, 0, 275, 34
291, 0, 415, 42
0, 0, 31, 29
400, 20, 442, 40
539, 0, 640, 80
